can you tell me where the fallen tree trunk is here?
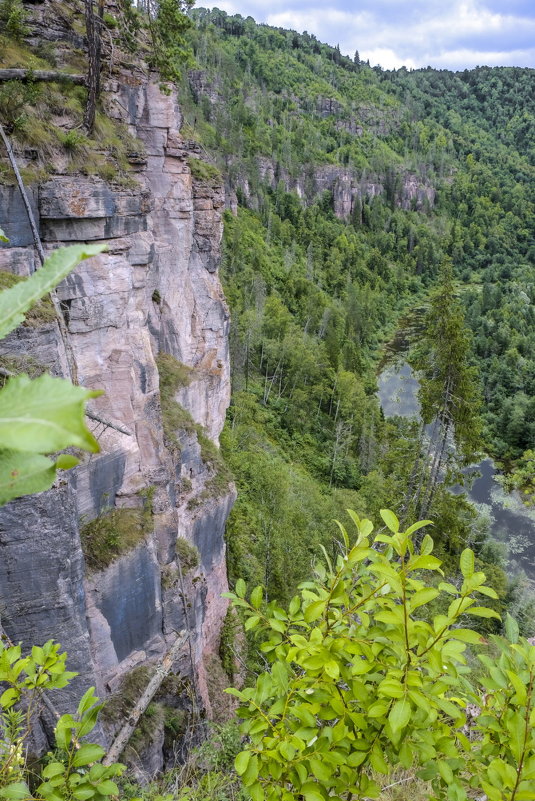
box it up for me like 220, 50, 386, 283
103, 631, 189, 765
0, 69, 86, 85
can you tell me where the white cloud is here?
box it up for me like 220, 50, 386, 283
364, 48, 417, 70
206, 0, 535, 70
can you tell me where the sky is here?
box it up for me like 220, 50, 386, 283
205, 0, 535, 71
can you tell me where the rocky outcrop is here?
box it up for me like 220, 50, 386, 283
0, 62, 233, 774
240, 156, 435, 217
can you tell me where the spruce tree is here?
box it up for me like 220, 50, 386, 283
410, 259, 482, 516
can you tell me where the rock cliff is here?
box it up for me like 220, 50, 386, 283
0, 43, 234, 774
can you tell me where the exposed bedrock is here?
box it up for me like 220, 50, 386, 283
0, 70, 234, 771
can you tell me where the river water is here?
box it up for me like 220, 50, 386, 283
377, 355, 535, 581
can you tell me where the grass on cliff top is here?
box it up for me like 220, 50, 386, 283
80, 499, 153, 573
0, 271, 56, 325
187, 156, 222, 182
0, 77, 142, 186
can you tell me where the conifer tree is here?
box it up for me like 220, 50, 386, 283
410, 259, 482, 517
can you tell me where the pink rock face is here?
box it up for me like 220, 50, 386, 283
0, 68, 234, 748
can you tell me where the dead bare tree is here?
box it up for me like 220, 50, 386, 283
83, 0, 105, 132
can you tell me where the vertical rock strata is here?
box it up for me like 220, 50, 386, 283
0, 71, 234, 765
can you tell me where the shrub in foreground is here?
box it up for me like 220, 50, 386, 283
226, 510, 535, 801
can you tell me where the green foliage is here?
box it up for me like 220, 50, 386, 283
80, 501, 153, 572
59, 129, 90, 153
226, 510, 535, 801
100, 664, 154, 729
187, 157, 221, 182
156, 351, 195, 448
0, 243, 106, 505
156, 351, 232, 495
0, 244, 105, 340
147, 0, 195, 86
119, 722, 246, 801
415, 258, 482, 461
0, 0, 28, 42
0, 639, 124, 800
175, 537, 200, 575
498, 450, 535, 506
0, 271, 56, 325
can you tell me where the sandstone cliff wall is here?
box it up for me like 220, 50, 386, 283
0, 64, 234, 771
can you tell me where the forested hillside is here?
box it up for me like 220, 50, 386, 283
177, 9, 535, 615
1, 2, 535, 799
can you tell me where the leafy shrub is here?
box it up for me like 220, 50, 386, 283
227, 509, 535, 801
0, 0, 28, 42
0, 639, 124, 799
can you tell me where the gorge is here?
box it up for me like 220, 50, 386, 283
0, 0, 534, 791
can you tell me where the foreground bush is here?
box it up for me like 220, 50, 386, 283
0, 639, 124, 800
226, 510, 535, 801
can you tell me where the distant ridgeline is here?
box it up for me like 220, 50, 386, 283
179, 8, 534, 621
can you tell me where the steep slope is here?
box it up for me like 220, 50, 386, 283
177, 10, 534, 614
0, 0, 234, 771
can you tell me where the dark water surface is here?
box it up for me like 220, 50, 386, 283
377, 350, 535, 581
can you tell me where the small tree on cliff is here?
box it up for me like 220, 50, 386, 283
408, 258, 482, 518
83, 0, 104, 132
82, 0, 194, 130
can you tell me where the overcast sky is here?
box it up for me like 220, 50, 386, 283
204, 0, 535, 71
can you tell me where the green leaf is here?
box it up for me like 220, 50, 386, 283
370, 743, 389, 774
250, 585, 263, 609
405, 520, 433, 538
71, 789, 95, 801
304, 599, 325, 623
418, 532, 434, 554
459, 549, 474, 579
77, 704, 102, 737
410, 554, 442, 571
301, 782, 324, 801
0, 374, 102, 454
0, 227, 8, 243
380, 508, 399, 533
309, 758, 331, 782
0, 783, 30, 800
478, 585, 499, 599
235, 579, 246, 598
93, 781, 118, 796
77, 686, 98, 717
438, 760, 454, 784
241, 754, 259, 786
410, 587, 439, 610
0, 449, 79, 507
235, 750, 251, 776
448, 628, 484, 644
42, 763, 65, 780
505, 613, 519, 644
0, 244, 106, 340
506, 670, 527, 705
72, 744, 106, 767
245, 615, 261, 631
389, 697, 411, 733
439, 582, 459, 595
466, 606, 501, 620
0, 687, 19, 708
